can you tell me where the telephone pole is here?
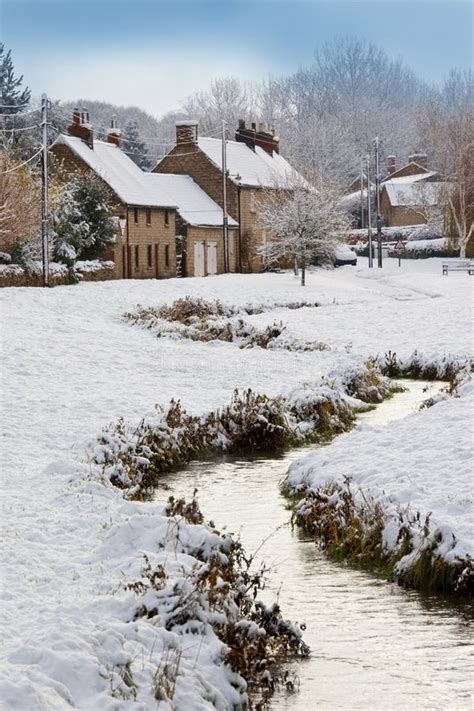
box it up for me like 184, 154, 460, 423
359, 159, 365, 229
222, 120, 229, 273
374, 136, 383, 268
366, 154, 373, 268
41, 93, 50, 287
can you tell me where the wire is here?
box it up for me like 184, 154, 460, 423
0, 106, 41, 117
0, 146, 43, 175
0, 124, 41, 132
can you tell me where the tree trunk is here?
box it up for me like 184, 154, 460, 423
301, 258, 306, 286
460, 241, 467, 259
293, 255, 298, 276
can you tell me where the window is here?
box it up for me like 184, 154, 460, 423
147, 244, 152, 268
249, 192, 257, 213
146, 208, 151, 226
164, 209, 169, 226
134, 208, 139, 224
134, 245, 139, 269
165, 244, 170, 268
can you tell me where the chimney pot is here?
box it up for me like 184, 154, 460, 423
387, 155, 396, 175
68, 107, 93, 148
408, 152, 428, 169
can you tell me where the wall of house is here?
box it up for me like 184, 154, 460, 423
380, 190, 427, 227
185, 226, 238, 277
126, 208, 176, 279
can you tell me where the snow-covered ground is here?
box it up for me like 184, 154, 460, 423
1, 257, 473, 708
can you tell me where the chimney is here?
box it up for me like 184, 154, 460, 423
106, 116, 122, 148
387, 155, 396, 175
408, 152, 428, 169
68, 107, 93, 148
235, 118, 280, 155
175, 120, 198, 146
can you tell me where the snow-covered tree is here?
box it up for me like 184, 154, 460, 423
122, 119, 150, 169
259, 181, 351, 285
419, 69, 474, 257
0, 44, 30, 114
50, 175, 115, 265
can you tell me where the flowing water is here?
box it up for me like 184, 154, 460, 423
157, 381, 473, 710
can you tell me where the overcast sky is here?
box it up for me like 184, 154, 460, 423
2, 0, 473, 119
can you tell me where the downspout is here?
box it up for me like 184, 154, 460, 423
238, 185, 242, 273
126, 207, 130, 279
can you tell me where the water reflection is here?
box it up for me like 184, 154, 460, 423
156, 382, 473, 710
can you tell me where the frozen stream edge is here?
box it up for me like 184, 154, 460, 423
157, 381, 474, 710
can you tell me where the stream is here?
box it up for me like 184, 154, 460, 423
157, 381, 473, 710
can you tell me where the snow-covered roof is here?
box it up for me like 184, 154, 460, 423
382, 171, 438, 186
196, 137, 305, 188
52, 135, 177, 209
145, 174, 237, 227
383, 181, 447, 207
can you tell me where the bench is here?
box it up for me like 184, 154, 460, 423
442, 261, 474, 275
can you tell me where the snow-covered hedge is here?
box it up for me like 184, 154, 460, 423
0, 260, 116, 287
125, 297, 329, 352
87, 364, 394, 495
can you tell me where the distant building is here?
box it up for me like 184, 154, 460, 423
380, 153, 445, 227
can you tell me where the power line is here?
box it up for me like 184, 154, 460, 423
0, 106, 41, 117
0, 146, 43, 175
0, 124, 41, 133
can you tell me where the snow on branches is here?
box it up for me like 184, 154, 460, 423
258, 181, 351, 285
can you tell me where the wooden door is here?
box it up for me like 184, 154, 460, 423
194, 241, 205, 277
207, 241, 217, 275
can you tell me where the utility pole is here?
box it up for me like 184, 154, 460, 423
366, 154, 373, 268
41, 93, 49, 287
374, 136, 383, 268
222, 120, 229, 273
359, 159, 365, 229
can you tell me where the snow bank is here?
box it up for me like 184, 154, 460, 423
284, 379, 474, 590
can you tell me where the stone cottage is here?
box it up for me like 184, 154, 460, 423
154, 120, 304, 272
51, 110, 237, 278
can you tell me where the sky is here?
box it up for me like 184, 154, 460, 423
2, 0, 473, 118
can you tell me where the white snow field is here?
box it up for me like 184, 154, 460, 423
1, 258, 473, 709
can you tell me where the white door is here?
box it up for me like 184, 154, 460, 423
207, 241, 217, 275
194, 241, 205, 277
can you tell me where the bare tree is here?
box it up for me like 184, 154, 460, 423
419, 70, 474, 257
259, 181, 351, 285
0, 150, 41, 254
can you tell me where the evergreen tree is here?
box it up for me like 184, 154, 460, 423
0, 44, 31, 114
50, 176, 115, 265
122, 119, 150, 169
